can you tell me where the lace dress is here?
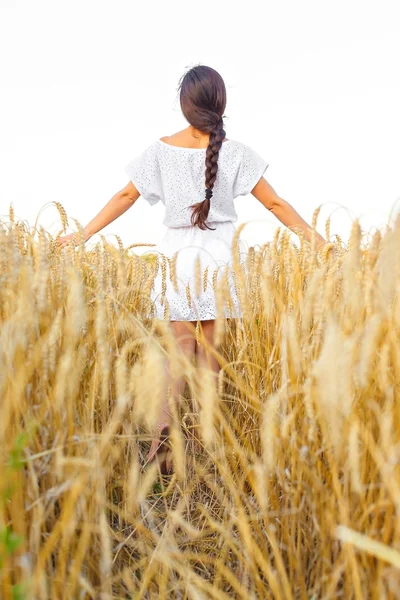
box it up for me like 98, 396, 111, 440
125, 138, 268, 321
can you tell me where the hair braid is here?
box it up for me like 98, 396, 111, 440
190, 117, 226, 231
178, 64, 227, 230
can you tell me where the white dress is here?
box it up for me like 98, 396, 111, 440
125, 138, 268, 321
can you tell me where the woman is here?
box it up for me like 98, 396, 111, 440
57, 64, 326, 474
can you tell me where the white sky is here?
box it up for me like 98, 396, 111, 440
1, 0, 399, 253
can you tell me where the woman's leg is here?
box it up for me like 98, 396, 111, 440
194, 319, 220, 376
146, 319, 197, 462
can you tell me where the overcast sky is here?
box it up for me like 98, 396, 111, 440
1, 0, 399, 253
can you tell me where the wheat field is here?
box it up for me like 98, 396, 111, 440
1, 203, 400, 599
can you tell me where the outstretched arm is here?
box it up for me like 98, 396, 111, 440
251, 177, 326, 248
56, 181, 140, 248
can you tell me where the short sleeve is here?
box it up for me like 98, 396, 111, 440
233, 144, 269, 197
124, 141, 163, 206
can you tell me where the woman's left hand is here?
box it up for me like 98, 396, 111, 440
56, 230, 91, 249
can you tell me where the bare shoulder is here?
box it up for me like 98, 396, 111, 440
159, 130, 184, 142
160, 132, 182, 142
159, 129, 189, 144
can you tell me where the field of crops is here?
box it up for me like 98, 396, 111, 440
1, 203, 400, 599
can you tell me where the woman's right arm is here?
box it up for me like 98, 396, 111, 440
56, 181, 140, 248
251, 177, 327, 248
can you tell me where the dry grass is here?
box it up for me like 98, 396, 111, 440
1, 204, 400, 599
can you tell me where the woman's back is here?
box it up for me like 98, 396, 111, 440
125, 134, 268, 228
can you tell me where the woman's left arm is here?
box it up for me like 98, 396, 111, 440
251, 177, 327, 248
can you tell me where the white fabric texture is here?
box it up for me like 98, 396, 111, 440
125, 138, 269, 321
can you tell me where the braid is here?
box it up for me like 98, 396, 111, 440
190, 117, 226, 231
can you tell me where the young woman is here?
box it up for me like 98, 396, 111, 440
57, 64, 326, 474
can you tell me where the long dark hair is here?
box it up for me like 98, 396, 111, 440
178, 65, 227, 231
